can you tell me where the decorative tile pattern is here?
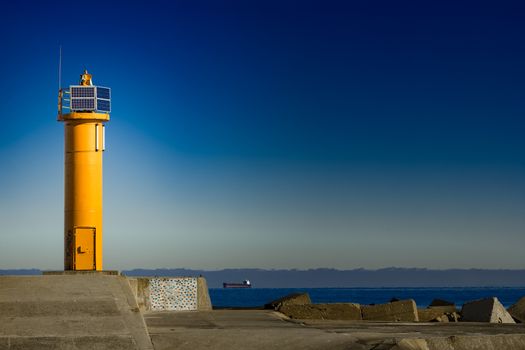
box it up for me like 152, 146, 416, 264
149, 277, 198, 311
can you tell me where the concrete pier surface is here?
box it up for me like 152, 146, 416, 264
0, 275, 153, 349
144, 310, 525, 350
1, 275, 524, 349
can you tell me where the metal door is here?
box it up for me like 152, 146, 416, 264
73, 227, 96, 270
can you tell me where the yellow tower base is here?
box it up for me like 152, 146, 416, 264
60, 112, 109, 270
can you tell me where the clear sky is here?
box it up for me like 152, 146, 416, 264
0, 0, 523, 270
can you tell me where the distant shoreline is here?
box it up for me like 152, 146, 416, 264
2, 268, 524, 288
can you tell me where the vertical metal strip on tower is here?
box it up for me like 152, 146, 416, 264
95, 124, 99, 151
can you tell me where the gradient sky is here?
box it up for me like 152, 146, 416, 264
0, 0, 524, 270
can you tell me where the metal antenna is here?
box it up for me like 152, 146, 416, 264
58, 45, 62, 91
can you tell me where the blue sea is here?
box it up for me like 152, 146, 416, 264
209, 287, 525, 308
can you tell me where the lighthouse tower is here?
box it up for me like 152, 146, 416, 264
58, 70, 111, 271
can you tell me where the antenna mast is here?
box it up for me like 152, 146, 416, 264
57, 46, 63, 116
58, 45, 62, 91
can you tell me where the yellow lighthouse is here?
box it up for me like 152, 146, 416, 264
58, 70, 111, 271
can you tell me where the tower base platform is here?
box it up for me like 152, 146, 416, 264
43, 270, 121, 276
0, 275, 153, 349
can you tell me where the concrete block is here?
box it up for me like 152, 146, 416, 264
508, 296, 525, 323
461, 297, 515, 323
362, 300, 419, 322
279, 303, 362, 320
418, 308, 447, 322
430, 305, 457, 313
434, 315, 449, 323
418, 306, 459, 322
264, 292, 311, 310
132, 276, 211, 312
447, 312, 460, 322
427, 299, 457, 314
429, 299, 454, 307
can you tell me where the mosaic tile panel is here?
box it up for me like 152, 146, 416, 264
149, 277, 198, 311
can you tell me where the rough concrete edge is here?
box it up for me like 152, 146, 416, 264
392, 334, 525, 350
114, 276, 154, 350
265, 292, 312, 310
0, 336, 8, 349
133, 278, 152, 312
278, 303, 363, 321
197, 277, 212, 311
409, 299, 419, 322
1, 335, 137, 349
127, 278, 138, 299
391, 338, 430, 350
417, 307, 458, 322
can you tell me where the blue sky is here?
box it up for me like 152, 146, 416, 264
0, 0, 524, 270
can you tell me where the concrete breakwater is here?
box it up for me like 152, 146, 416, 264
1, 275, 525, 350
265, 292, 525, 324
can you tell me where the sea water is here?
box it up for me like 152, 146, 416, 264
209, 287, 525, 308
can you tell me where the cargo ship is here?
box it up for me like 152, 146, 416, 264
223, 280, 252, 288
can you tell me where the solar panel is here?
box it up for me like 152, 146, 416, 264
71, 98, 95, 110
96, 87, 110, 100
71, 86, 95, 98
69, 85, 111, 113
96, 99, 111, 113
